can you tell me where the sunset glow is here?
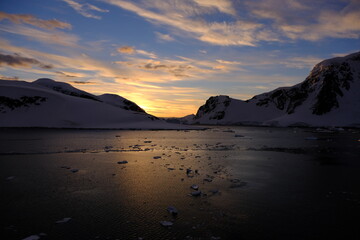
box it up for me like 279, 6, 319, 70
1, 0, 359, 117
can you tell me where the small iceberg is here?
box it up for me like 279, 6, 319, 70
203, 178, 213, 182
56, 217, 72, 224
167, 206, 178, 215
191, 184, 199, 190
117, 161, 128, 164
22, 235, 40, 240
191, 191, 202, 197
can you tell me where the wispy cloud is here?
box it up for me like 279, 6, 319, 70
193, 0, 236, 15
246, 0, 360, 41
117, 46, 157, 58
155, 32, 175, 41
0, 53, 53, 69
0, 24, 80, 47
0, 75, 19, 80
105, 0, 360, 46
105, 0, 273, 46
69, 80, 96, 85
0, 11, 71, 30
280, 56, 323, 69
63, 0, 109, 19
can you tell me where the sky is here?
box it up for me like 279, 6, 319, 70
0, 0, 359, 117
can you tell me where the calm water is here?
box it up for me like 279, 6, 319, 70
1, 127, 360, 240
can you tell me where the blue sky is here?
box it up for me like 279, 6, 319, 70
0, 0, 359, 116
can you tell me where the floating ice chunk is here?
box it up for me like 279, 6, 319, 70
230, 178, 241, 183
6, 176, 15, 180
56, 217, 72, 224
70, 169, 78, 173
191, 184, 199, 190
22, 235, 40, 240
191, 191, 202, 197
117, 161, 128, 164
160, 221, 173, 227
167, 206, 178, 215
209, 189, 219, 194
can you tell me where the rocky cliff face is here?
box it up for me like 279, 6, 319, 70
193, 52, 360, 127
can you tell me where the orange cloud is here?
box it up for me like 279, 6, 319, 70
0, 11, 71, 29
117, 46, 135, 54
117, 46, 157, 58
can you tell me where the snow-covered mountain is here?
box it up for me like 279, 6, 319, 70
193, 52, 360, 127
163, 114, 196, 124
0, 78, 188, 129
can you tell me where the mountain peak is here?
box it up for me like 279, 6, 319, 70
193, 52, 360, 127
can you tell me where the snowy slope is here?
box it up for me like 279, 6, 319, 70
163, 114, 196, 124
193, 52, 360, 127
0, 79, 190, 129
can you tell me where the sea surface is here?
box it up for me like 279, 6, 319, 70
1, 126, 360, 240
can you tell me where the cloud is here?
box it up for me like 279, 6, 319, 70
0, 40, 122, 80
331, 50, 360, 57
280, 56, 323, 69
105, 0, 360, 46
139, 62, 192, 77
56, 71, 76, 77
0, 11, 71, 30
136, 49, 157, 59
105, 0, 272, 46
0, 75, 19, 80
69, 81, 96, 85
55, 71, 88, 78
117, 46, 135, 54
155, 32, 175, 41
0, 53, 53, 69
63, 0, 109, 19
246, 0, 360, 41
0, 24, 80, 47
193, 0, 236, 15
117, 46, 157, 58
216, 59, 243, 65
